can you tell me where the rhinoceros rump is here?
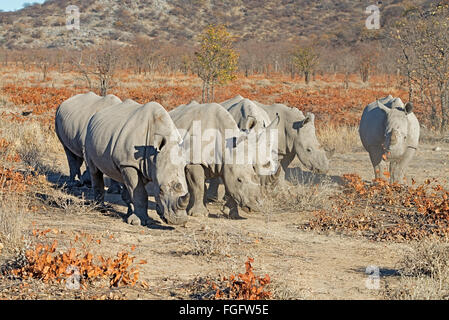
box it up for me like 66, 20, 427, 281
85, 99, 189, 226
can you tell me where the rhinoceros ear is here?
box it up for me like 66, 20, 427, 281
303, 113, 315, 125
153, 134, 167, 151
405, 102, 413, 114
246, 116, 257, 131
266, 113, 280, 130
377, 101, 390, 114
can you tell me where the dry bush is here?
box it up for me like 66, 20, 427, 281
0, 118, 62, 174
317, 124, 362, 154
303, 174, 449, 241
212, 258, 271, 300
384, 239, 449, 299
261, 174, 334, 214
181, 230, 231, 260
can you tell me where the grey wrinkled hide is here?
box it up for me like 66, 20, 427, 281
169, 102, 263, 219
85, 99, 189, 226
359, 95, 420, 183
222, 96, 330, 181
55, 92, 123, 193
207, 97, 281, 202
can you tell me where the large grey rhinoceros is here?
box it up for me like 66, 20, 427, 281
221, 96, 331, 181
359, 95, 420, 183
85, 99, 189, 226
55, 92, 123, 193
169, 102, 269, 219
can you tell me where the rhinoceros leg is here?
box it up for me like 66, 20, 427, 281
107, 180, 123, 194
88, 163, 105, 204
63, 145, 83, 187
390, 148, 416, 184
206, 177, 221, 202
120, 166, 150, 226
279, 153, 294, 184
367, 146, 388, 180
221, 193, 243, 219
185, 165, 209, 217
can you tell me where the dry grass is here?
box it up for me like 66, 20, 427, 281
0, 117, 62, 174
317, 125, 362, 154
384, 239, 449, 300
0, 194, 30, 254
261, 173, 335, 214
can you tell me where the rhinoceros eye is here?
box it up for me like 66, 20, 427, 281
306, 148, 312, 152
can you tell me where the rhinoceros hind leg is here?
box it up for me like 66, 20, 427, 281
185, 165, 209, 217
63, 145, 83, 187
121, 166, 150, 226
207, 178, 225, 202
107, 180, 123, 194
81, 169, 91, 187
222, 196, 244, 220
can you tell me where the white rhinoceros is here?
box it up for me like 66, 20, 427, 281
359, 95, 420, 183
221, 96, 331, 181
85, 99, 189, 226
169, 102, 274, 219
55, 92, 123, 193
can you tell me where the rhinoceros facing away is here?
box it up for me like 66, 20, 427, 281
55, 92, 123, 193
221, 96, 331, 181
359, 96, 420, 183
85, 99, 189, 226
169, 102, 270, 218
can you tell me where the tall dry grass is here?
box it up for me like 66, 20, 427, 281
317, 125, 362, 154
0, 117, 62, 174
0, 194, 31, 254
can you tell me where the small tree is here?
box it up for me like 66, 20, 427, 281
194, 24, 239, 103
355, 43, 380, 83
393, 3, 449, 131
290, 46, 319, 84
94, 42, 121, 96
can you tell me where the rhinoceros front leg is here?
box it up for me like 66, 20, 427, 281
185, 165, 209, 217
367, 146, 388, 180
63, 145, 83, 187
390, 148, 416, 184
120, 166, 150, 226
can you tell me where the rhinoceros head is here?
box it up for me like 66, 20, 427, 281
292, 112, 330, 174
222, 134, 263, 213
378, 100, 413, 160
151, 134, 189, 225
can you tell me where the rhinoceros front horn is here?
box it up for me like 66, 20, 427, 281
177, 193, 189, 210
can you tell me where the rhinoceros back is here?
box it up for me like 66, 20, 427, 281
55, 92, 122, 157
85, 100, 178, 181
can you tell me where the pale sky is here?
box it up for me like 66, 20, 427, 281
0, 0, 46, 12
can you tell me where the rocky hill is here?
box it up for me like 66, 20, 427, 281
0, 0, 433, 49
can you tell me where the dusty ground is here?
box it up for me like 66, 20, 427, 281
2, 139, 447, 300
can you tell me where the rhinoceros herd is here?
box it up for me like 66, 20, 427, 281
55, 93, 420, 226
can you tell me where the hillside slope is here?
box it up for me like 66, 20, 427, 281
0, 0, 433, 49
